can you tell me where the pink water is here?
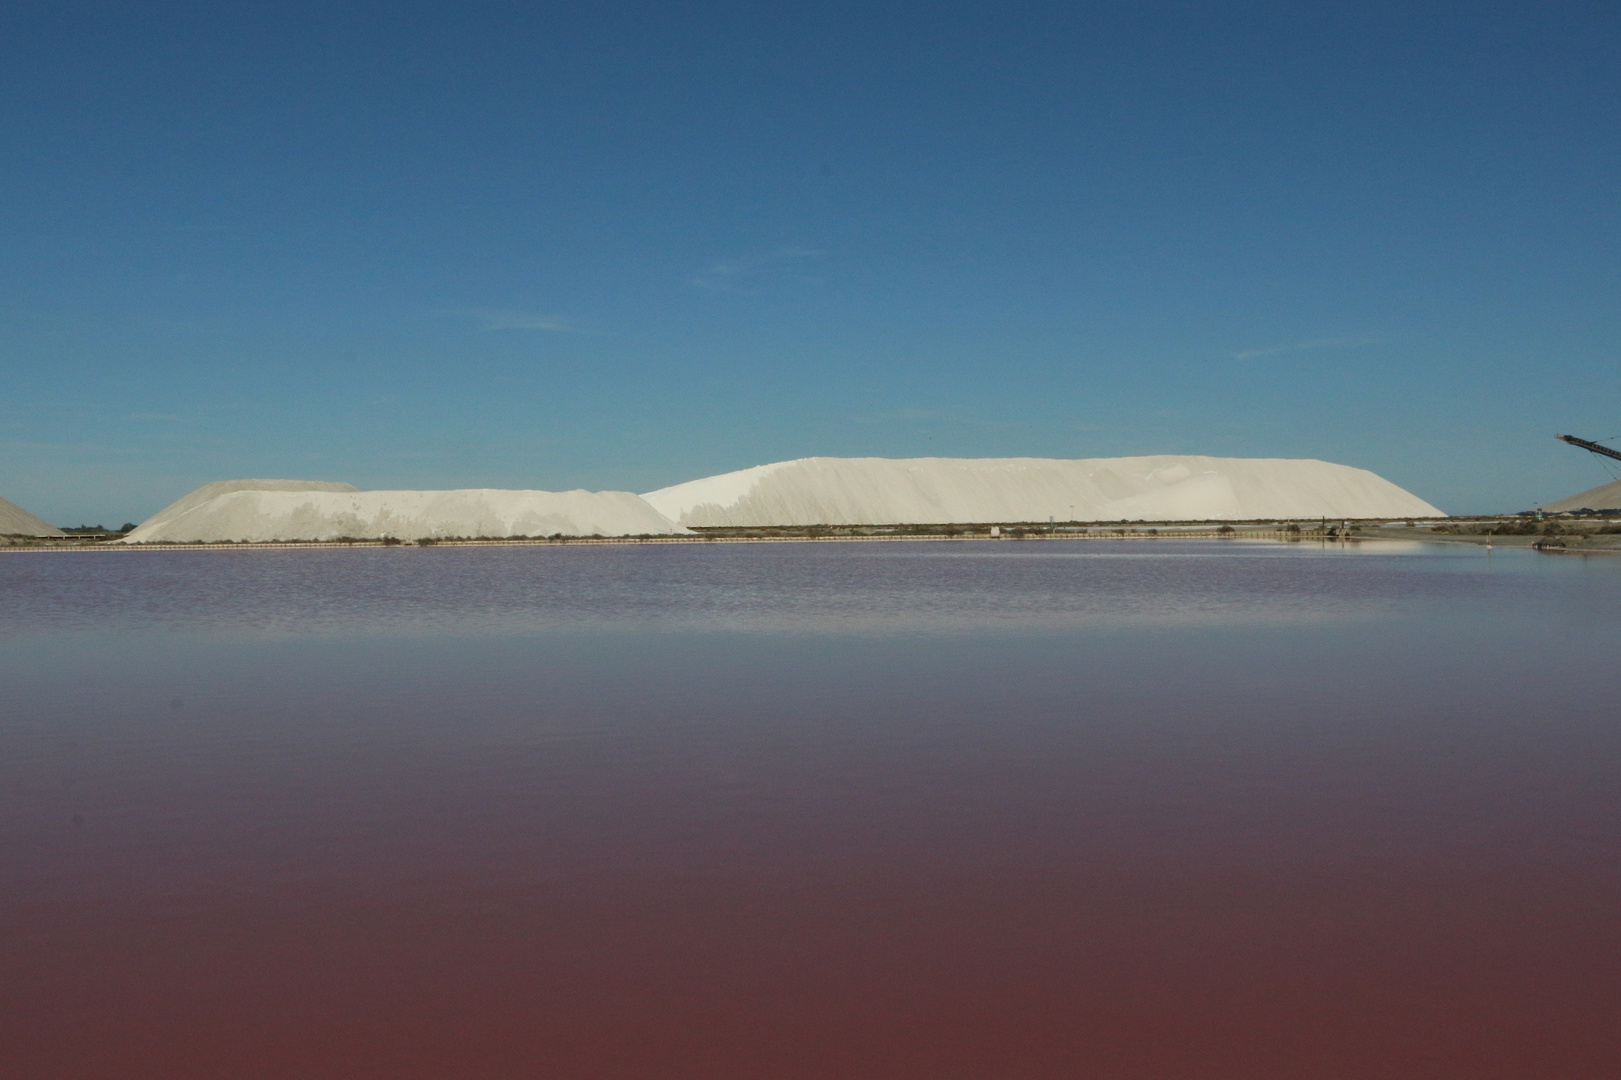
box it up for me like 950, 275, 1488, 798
3, 541, 1618, 1078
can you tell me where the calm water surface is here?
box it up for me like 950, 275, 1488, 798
2, 540, 1618, 1079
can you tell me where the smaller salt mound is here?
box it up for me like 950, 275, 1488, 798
124, 487, 684, 542
0, 494, 65, 537
1540, 478, 1621, 514
127, 480, 359, 542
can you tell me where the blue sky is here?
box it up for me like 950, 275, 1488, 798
3, 1, 1619, 523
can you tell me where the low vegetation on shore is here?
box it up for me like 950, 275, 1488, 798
12, 513, 1621, 552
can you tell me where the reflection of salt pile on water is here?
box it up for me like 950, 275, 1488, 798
642, 456, 1443, 526
122, 481, 685, 542
1, 494, 64, 536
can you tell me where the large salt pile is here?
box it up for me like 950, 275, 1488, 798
643, 456, 1443, 526
1540, 478, 1621, 514
128, 480, 360, 540
0, 494, 65, 536
122, 481, 684, 542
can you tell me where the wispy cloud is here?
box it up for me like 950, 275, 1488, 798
1231, 335, 1378, 360
852, 407, 950, 425
689, 246, 824, 292
0, 439, 105, 452
849, 407, 1010, 429
439, 308, 574, 331
470, 309, 573, 331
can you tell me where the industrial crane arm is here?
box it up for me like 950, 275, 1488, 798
1556, 434, 1621, 464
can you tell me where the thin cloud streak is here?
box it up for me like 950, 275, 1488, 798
1231, 336, 1379, 360
473, 309, 572, 331
689, 246, 823, 292
439, 308, 575, 332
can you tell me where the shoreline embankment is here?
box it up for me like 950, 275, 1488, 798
7, 518, 1620, 554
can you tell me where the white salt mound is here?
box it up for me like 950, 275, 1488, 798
129, 480, 360, 541
643, 456, 1443, 526
123, 484, 684, 542
0, 494, 65, 537
1540, 478, 1621, 514
120, 456, 1441, 542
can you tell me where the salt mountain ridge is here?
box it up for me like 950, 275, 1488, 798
119, 455, 1443, 543
642, 455, 1441, 527
122, 485, 679, 543
0, 494, 65, 537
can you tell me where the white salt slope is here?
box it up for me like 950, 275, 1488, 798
643, 456, 1443, 526
127, 480, 360, 542
123, 485, 684, 542
0, 494, 65, 536
1540, 477, 1621, 514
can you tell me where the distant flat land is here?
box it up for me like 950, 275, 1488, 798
8, 517, 1620, 552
